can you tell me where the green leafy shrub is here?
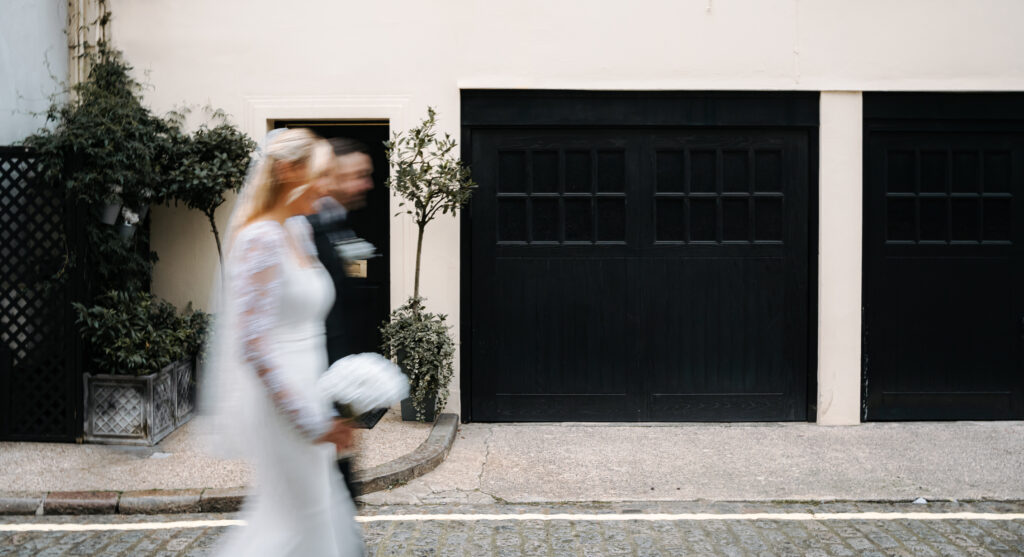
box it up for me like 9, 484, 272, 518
23, 42, 168, 294
23, 38, 250, 377
25, 43, 175, 210
166, 115, 256, 261
73, 291, 209, 376
380, 298, 455, 421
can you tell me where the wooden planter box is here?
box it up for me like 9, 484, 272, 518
83, 358, 195, 446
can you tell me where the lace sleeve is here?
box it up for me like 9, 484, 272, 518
231, 222, 331, 442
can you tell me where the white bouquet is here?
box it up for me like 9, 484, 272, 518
318, 353, 409, 418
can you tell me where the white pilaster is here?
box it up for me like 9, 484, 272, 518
817, 91, 863, 425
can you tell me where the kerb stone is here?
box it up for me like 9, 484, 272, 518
44, 490, 118, 514
119, 488, 203, 514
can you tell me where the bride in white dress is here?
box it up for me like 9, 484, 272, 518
203, 128, 365, 556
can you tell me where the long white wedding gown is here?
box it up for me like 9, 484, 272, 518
215, 219, 364, 556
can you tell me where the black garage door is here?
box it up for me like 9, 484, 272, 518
462, 91, 817, 422
863, 93, 1024, 420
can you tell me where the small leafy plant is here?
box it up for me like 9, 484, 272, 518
380, 298, 455, 421
73, 291, 209, 376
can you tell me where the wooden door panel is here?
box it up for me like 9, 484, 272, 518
863, 97, 1024, 420
464, 93, 816, 422
489, 258, 633, 397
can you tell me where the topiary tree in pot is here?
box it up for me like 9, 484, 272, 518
380, 107, 475, 421
165, 109, 257, 263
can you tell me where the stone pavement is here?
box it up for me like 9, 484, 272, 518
2, 501, 1024, 556
358, 421, 1024, 505
2, 419, 1024, 515
0, 408, 459, 514
0, 404, 432, 493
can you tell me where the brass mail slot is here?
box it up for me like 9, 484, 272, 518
344, 259, 368, 278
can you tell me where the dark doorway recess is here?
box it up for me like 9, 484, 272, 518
863, 94, 1024, 421
275, 121, 390, 357
461, 91, 818, 422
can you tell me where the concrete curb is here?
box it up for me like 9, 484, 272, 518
351, 413, 459, 495
0, 493, 45, 515
0, 413, 459, 516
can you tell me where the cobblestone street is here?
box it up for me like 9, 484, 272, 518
2, 501, 1023, 556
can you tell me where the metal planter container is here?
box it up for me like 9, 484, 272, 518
83, 358, 195, 446
115, 223, 136, 241
400, 396, 436, 423
97, 202, 122, 225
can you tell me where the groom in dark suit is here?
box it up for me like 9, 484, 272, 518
306, 138, 375, 499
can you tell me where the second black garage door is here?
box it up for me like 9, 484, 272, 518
462, 91, 817, 422
863, 93, 1024, 420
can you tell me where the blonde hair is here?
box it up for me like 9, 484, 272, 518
231, 128, 321, 233
309, 138, 336, 179
285, 138, 335, 205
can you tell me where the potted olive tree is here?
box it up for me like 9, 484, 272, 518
380, 108, 475, 421
75, 291, 208, 445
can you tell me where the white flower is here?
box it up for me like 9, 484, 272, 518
121, 207, 140, 225
317, 353, 409, 417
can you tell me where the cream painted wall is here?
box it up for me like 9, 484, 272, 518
817, 92, 863, 426
0, 0, 66, 145
106, 0, 1024, 418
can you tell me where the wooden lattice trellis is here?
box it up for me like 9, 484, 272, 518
0, 146, 81, 441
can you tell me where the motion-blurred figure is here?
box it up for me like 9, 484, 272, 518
206, 129, 364, 556
305, 138, 376, 500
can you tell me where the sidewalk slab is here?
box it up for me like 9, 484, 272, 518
5, 418, 1022, 514
0, 428, 251, 492
0, 404, 430, 493
353, 406, 434, 471
352, 413, 459, 495
0, 410, 458, 514
358, 421, 1024, 506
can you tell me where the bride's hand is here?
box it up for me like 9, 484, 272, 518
317, 418, 355, 450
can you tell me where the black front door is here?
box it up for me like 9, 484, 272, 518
276, 121, 391, 357
863, 94, 1024, 420
463, 91, 816, 422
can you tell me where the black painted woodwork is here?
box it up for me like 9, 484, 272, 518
276, 121, 391, 358
863, 94, 1024, 420
462, 91, 817, 422
0, 146, 83, 441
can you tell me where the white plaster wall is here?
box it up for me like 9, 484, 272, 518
817, 92, 863, 426
105, 0, 1024, 417
0, 0, 67, 145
